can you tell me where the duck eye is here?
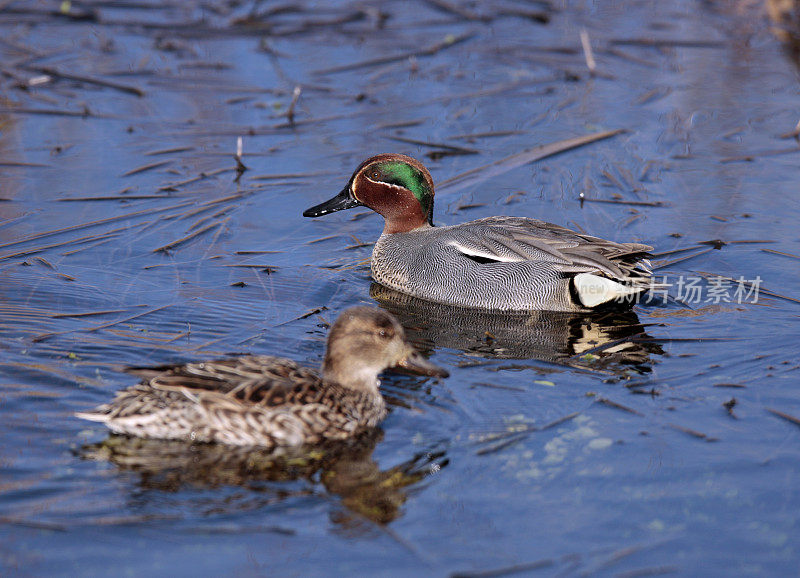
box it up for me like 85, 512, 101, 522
371, 171, 381, 180
378, 329, 391, 339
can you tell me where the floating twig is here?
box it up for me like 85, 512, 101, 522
158, 167, 234, 191
313, 32, 475, 75
0, 200, 194, 253
580, 197, 667, 207
22, 65, 144, 96
153, 218, 229, 253
652, 247, 713, 269
56, 195, 170, 202
471, 382, 527, 392
596, 397, 643, 416
448, 129, 524, 141
33, 304, 172, 342
650, 245, 704, 258
384, 135, 479, 155
609, 38, 725, 48
496, 7, 550, 24
145, 146, 195, 156
0, 516, 67, 533
475, 432, 530, 456
450, 557, 555, 578
122, 160, 171, 177
474, 411, 581, 456
601, 169, 626, 191
668, 423, 718, 442
250, 170, 335, 181
222, 264, 278, 273
580, 28, 596, 73
0, 231, 121, 261
725, 240, 778, 244
615, 565, 680, 578
767, 408, 800, 429
0, 160, 50, 168
540, 411, 581, 431
185, 207, 230, 233
0, 106, 103, 118
779, 119, 800, 140
426, 0, 488, 22
296, 306, 328, 320
376, 119, 427, 130
720, 146, 800, 163
438, 129, 625, 196
285, 85, 301, 125
761, 248, 800, 261
633, 86, 672, 105
51, 308, 139, 319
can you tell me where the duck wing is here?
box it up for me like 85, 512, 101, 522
447, 216, 652, 281
125, 355, 327, 407
76, 357, 362, 447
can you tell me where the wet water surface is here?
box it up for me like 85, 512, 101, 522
1, 0, 800, 575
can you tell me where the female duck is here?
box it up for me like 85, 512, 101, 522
304, 154, 654, 312
76, 306, 447, 448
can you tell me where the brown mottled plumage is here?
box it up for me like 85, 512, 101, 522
76, 307, 447, 448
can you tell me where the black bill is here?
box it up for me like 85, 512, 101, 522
303, 185, 362, 218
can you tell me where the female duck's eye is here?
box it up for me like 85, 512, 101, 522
378, 329, 391, 339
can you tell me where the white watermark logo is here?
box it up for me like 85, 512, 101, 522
619, 275, 762, 305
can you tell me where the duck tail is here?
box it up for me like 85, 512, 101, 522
572, 247, 656, 308
572, 273, 648, 308
75, 408, 111, 423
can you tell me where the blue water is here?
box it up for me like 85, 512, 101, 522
1, 1, 799, 575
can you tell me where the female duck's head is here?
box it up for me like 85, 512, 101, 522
323, 306, 448, 391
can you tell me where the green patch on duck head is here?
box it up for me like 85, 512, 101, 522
368, 161, 434, 222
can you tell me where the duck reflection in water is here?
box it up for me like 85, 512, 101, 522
80, 429, 447, 527
370, 283, 664, 372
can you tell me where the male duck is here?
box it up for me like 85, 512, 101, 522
76, 306, 447, 448
304, 153, 654, 312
